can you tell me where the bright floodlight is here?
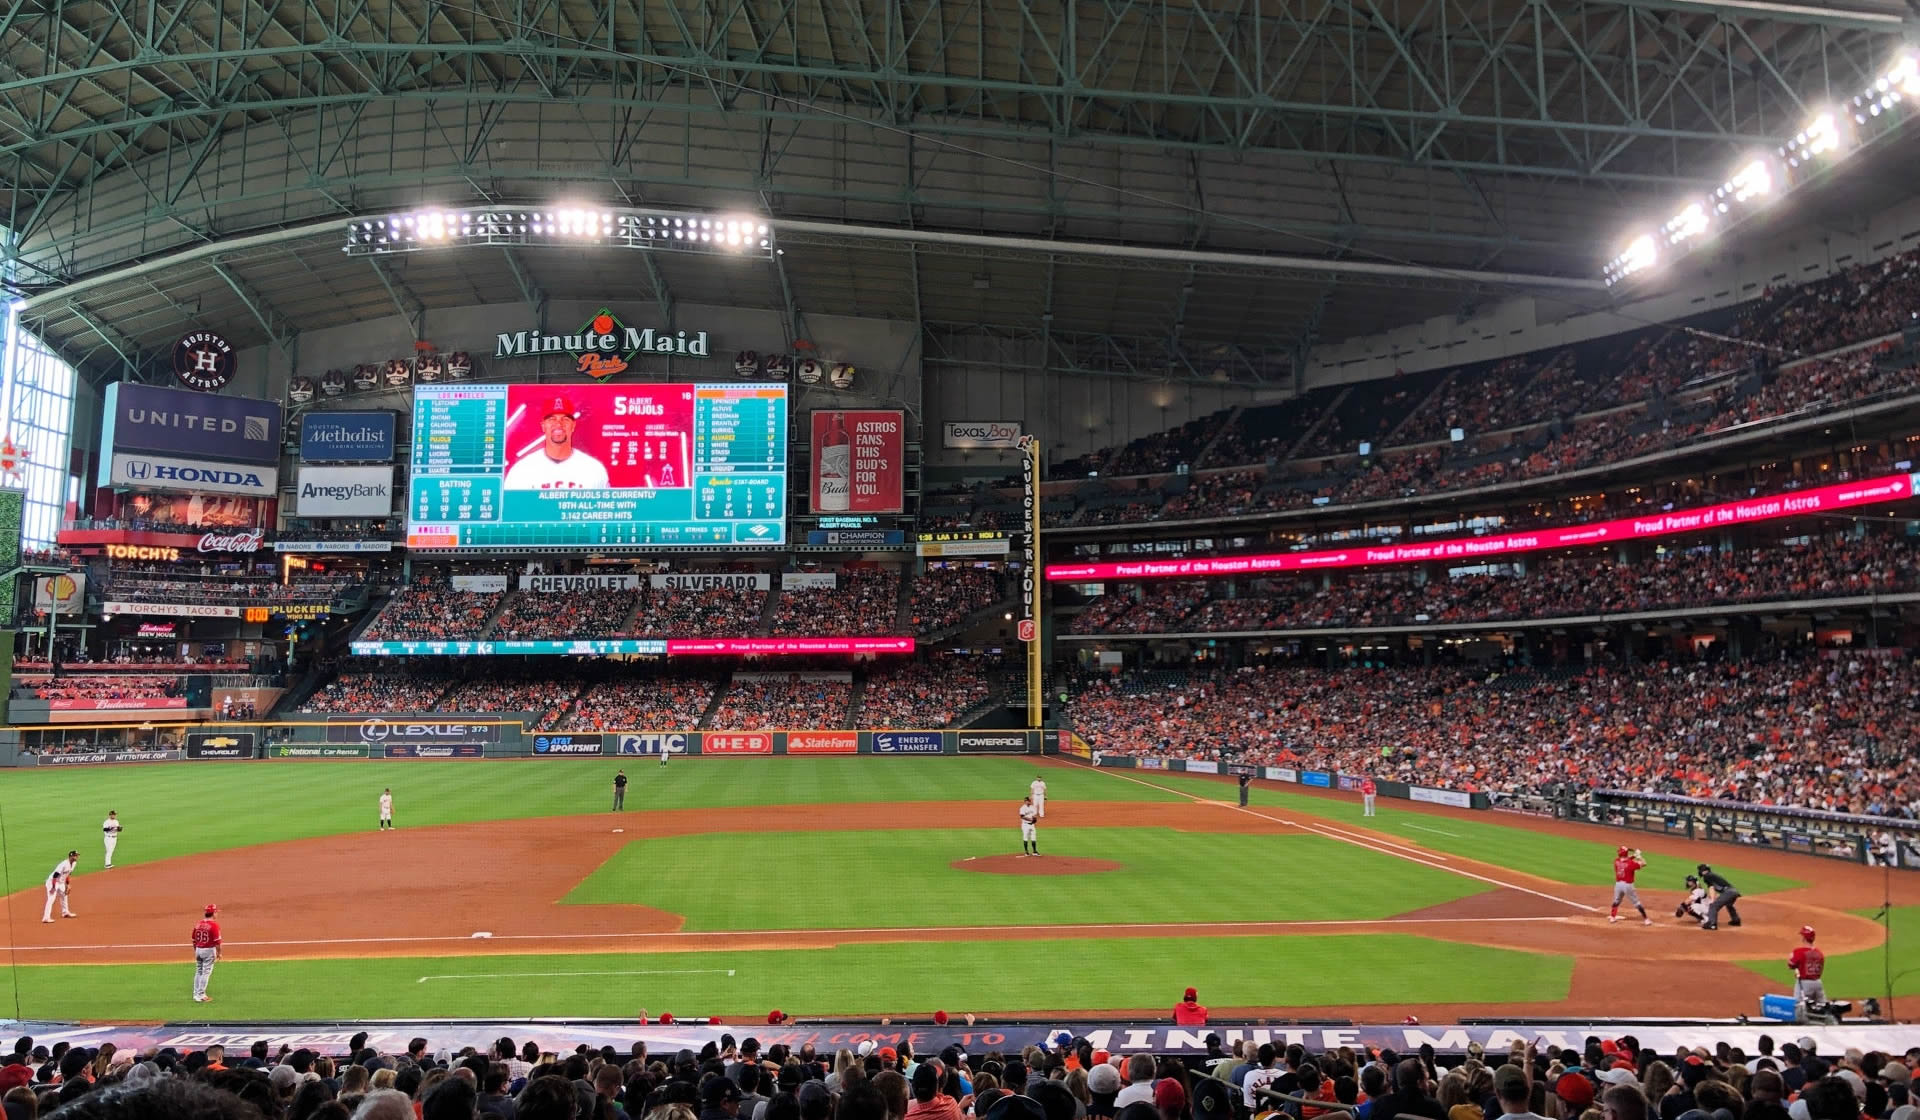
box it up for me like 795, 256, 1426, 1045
1727, 160, 1772, 204
1664, 202, 1710, 246
344, 206, 778, 259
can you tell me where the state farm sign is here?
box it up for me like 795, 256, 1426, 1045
199, 530, 265, 554
785, 731, 858, 755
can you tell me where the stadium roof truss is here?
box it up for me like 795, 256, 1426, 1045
0, 0, 1911, 391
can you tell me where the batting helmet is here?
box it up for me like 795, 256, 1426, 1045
1800, 926, 1816, 943
1618, 846, 1631, 856
1684, 875, 1699, 887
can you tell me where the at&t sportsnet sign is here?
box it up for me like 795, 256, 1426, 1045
532, 735, 604, 755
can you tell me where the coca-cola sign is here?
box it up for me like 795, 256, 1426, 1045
198, 530, 266, 554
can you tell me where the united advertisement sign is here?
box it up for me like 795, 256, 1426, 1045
100, 383, 283, 466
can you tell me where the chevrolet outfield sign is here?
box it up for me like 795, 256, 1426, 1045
494, 308, 711, 380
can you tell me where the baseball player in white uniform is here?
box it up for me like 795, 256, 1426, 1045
378, 789, 394, 831
102, 811, 123, 868
42, 850, 78, 922
1030, 776, 1047, 818
1019, 796, 1040, 856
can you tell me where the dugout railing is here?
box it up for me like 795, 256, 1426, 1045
1495, 788, 1920, 869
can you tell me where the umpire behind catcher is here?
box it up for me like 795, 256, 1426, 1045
1697, 863, 1743, 930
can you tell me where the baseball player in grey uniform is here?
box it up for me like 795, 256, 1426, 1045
102, 811, 122, 868
42, 851, 78, 922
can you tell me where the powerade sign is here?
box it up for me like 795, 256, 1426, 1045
872, 731, 943, 755
956, 732, 1029, 755
615, 732, 690, 756
300, 412, 396, 462
101, 382, 283, 466
532, 735, 604, 755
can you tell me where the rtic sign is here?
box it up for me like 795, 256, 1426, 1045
494, 307, 711, 381
198, 530, 265, 554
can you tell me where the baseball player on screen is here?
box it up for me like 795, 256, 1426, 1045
191, 904, 222, 1002
102, 811, 123, 868
1030, 775, 1047, 818
1609, 846, 1652, 925
1019, 795, 1040, 856
1789, 926, 1826, 1006
42, 850, 78, 922
504, 396, 610, 490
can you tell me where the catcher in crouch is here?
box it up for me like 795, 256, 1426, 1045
1674, 874, 1711, 923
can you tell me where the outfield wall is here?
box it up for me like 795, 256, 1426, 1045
1089, 752, 1493, 810
5, 717, 1051, 763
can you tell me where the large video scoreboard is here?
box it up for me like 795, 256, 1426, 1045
406, 383, 788, 548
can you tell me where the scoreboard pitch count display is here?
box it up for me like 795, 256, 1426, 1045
406, 383, 788, 548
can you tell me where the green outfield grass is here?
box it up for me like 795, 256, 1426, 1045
564, 828, 1489, 928
0, 757, 1177, 894
1740, 906, 1920, 998
3, 934, 1574, 1021
1116, 768, 1804, 894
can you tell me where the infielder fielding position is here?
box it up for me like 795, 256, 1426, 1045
1609, 846, 1652, 926
42, 850, 78, 922
191, 904, 222, 1002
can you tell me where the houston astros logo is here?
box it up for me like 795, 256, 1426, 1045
172, 330, 237, 392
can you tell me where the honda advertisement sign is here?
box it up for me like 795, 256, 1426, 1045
531, 735, 604, 756
105, 453, 278, 496
299, 411, 396, 462
956, 731, 1030, 755
295, 466, 395, 517
328, 718, 501, 749
101, 382, 283, 465
186, 732, 256, 760
613, 732, 691, 756
872, 731, 944, 755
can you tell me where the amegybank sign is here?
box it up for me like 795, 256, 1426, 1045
295, 466, 395, 517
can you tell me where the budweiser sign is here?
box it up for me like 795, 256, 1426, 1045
198, 530, 265, 554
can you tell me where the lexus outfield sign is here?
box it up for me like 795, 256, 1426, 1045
296, 466, 395, 517
327, 717, 501, 747
105, 453, 278, 496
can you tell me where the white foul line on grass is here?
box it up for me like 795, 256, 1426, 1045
1084, 764, 1600, 913
1403, 823, 1464, 838
1, 916, 1573, 954
418, 969, 737, 983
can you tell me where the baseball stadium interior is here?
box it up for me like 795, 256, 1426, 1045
4, 2, 1920, 1118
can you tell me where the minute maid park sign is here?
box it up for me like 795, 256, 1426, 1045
493, 307, 710, 381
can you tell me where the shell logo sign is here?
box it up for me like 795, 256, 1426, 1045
34, 572, 86, 612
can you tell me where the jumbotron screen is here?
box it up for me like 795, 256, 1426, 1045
406, 383, 788, 548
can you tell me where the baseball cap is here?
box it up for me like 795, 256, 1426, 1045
542, 396, 579, 420
204, 904, 219, 913
1597, 1069, 1640, 1088
878, 1047, 897, 1062
985, 1096, 1048, 1120
703, 1078, 743, 1105
1556, 1073, 1595, 1109
857, 1041, 876, 1058
1883, 1064, 1912, 1087
1087, 1064, 1121, 1095
1184, 988, 1198, 1001
1154, 1079, 1188, 1114
1193, 1077, 1235, 1120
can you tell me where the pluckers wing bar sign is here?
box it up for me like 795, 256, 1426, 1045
494, 307, 711, 381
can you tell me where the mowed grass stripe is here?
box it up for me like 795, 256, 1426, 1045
2, 935, 1573, 1021
564, 828, 1491, 929
1122, 770, 1804, 894
0, 758, 1178, 895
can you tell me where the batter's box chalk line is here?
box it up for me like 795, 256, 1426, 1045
417, 969, 738, 984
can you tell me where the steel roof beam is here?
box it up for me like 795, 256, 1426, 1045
209, 260, 299, 360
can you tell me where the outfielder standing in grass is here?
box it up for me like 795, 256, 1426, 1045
1609, 845, 1652, 925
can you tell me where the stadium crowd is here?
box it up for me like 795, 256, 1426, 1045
861, 658, 996, 728
770, 570, 901, 636
909, 567, 1007, 634
1070, 654, 1920, 816
492, 589, 641, 640
1068, 533, 1920, 635
360, 579, 504, 643
709, 672, 852, 729
6, 1020, 1917, 1120
15, 676, 181, 702
299, 671, 450, 714
561, 676, 720, 732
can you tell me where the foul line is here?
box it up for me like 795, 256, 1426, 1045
1086, 765, 1600, 913
418, 968, 736, 983
1404, 824, 1464, 838
0, 916, 1572, 954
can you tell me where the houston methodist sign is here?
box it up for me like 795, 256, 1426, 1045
1047, 473, 1918, 582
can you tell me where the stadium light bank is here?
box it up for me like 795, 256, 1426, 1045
343, 207, 776, 260
1602, 48, 1918, 288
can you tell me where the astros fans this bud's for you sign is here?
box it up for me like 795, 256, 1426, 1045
810, 410, 903, 515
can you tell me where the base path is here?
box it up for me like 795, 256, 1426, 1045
0, 794, 1892, 1020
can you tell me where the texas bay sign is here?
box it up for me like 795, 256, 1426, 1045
493, 307, 710, 381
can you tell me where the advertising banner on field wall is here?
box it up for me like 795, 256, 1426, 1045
872, 731, 944, 755
273, 745, 369, 758
955, 731, 1032, 755
785, 731, 858, 755
612, 732, 693, 756
28, 750, 185, 766
186, 732, 256, 760
530, 735, 605, 755
382, 743, 487, 758
703, 732, 773, 756
7, 1018, 1912, 1064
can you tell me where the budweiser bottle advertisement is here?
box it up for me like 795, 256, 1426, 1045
817, 412, 851, 512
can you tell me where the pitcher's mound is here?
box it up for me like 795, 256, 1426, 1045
953, 854, 1124, 877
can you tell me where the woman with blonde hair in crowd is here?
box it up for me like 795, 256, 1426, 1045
371, 1068, 398, 1091
1438, 1070, 1483, 1120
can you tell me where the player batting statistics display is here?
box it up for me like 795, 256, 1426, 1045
406, 383, 788, 547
